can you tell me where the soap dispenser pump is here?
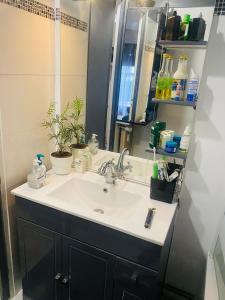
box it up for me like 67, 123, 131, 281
88, 134, 99, 155
36, 153, 46, 179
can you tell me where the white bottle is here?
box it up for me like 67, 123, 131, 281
27, 159, 44, 189
187, 69, 199, 102
88, 134, 99, 155
171, 55, 188, 101
180, 124, 192, 152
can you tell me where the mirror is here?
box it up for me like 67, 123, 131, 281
57, 0, 215, 165
59, 0, 90, 118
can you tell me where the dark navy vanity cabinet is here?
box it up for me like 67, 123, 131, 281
16, 197, 174, 300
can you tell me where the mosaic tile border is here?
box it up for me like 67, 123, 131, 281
214, 0, 225, 15
61, 12, 88, 32
0, 0, 88, 32
0, 0, 55, 19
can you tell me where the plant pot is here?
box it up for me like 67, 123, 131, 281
71, 144, 87, 168
50, 152, 73, 175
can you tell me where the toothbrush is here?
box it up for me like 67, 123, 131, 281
152, 147, 158, 179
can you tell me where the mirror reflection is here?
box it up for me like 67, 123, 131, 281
58, 0, 214, 183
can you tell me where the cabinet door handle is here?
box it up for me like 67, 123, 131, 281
60, 275, 69, 285
54, 273, 62, 281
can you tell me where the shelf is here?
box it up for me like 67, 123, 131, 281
152, 98, 196, 108
158, 40, 208, 49
146, 147, 187, 160
116, 120, 151, 127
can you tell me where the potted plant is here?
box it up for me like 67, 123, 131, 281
68, 97, 86, 166
42, 103, 73, 175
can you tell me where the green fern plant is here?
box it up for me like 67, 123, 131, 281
42, 103, 72, 156
68, 97, 85, 145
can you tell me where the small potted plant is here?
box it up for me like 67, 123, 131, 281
42, 103, 73, 175
68, 97, 86, 166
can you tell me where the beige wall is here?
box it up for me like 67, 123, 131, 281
0, 1, 90, 296
0, 2, 54, 296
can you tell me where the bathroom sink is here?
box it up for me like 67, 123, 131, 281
48, 177, 141, 219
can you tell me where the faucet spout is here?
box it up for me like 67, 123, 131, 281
116, 148, 132, 178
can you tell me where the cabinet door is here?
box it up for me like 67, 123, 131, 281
62, 236, 115, 300
17, 219, 62, 300
113, 258, 160, 300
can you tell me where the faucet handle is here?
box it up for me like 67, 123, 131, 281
126, 161, 133, 172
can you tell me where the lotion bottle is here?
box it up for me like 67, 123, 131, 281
88, 134, 99, 155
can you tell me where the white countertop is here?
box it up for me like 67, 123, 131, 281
12, 168, 177, 246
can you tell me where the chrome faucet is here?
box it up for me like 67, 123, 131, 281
98, 149, 133, 184
115, 148, 132, 179
97, 160, 117, 185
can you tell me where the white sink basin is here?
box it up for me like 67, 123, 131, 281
48, 178, 142, 219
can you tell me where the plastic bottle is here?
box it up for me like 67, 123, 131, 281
180, 124, 192, 152
36, 153, 46, 179
27, 159, 44, 189
186, 69, 199, 101
88, 134, 99, 155
165, 11, 181, 41
165, 55, 173, 99
171, 55, 188, 101
156, 54, 170, 100
179, 14, 191, 40
167, 55, 174, 100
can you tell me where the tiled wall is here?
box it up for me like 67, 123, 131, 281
0, 0, 88, 31
0, 0, 89, 297
214, 0, 225, 15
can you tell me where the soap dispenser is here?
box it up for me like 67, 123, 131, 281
27, 159, 44, 189
36, 154, 46, 179
88, 134, 99, 155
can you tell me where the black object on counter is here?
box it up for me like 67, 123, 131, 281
144, 208, 156, 229
150, 163, 182, 204
189, 16, 206, 41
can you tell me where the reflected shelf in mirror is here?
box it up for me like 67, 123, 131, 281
146, 147, 187, 160
158, 40, 208, 49
152, 98, 197, 109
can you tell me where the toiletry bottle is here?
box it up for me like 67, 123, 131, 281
36, 153, 46, 179
165, 11, 181, 40
27, 159, 44, 189
186, 69, 199, 101
149, 122, 166, 149
74, 157, 86, 173
171, 55, 188, 101
83, 147, 92, 171
156, 54, 169, 100
167, 55, 174, 99
180, 124, 192, 152
88, 134, 99, 155
179, 14, 191, 40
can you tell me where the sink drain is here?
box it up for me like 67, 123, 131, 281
93, 208, 104, 214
